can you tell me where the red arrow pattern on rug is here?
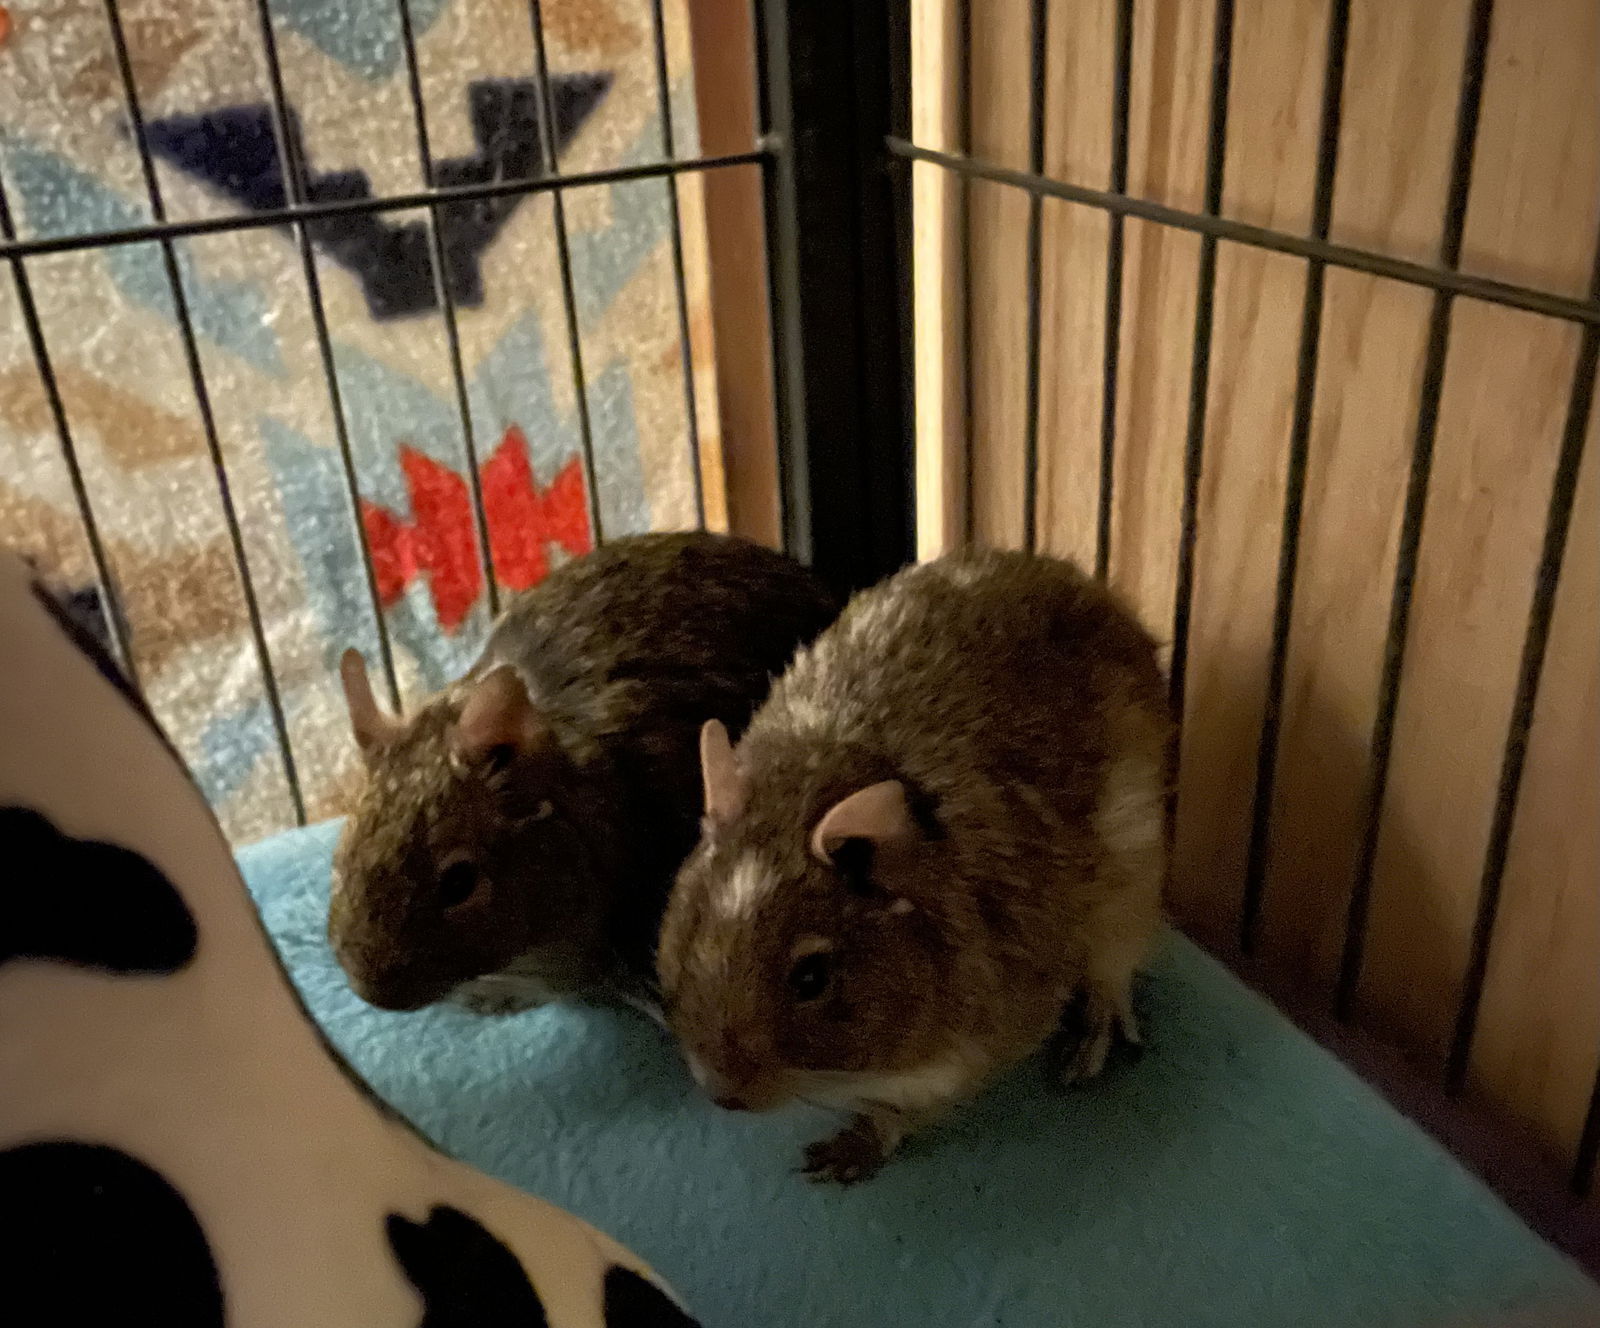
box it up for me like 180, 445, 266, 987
361, 425, 593, 632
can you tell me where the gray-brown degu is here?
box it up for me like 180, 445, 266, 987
658, 549, 1171, 1183
332, 532, 838, 1016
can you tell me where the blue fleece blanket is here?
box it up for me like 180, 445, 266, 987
239, 821, 1599, 1328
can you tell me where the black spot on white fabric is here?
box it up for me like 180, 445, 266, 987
603, 1265, 701, 1327
26, 578, 435, 1148
386, 1205, 548, 1326
0, 806, 197, 973
0, 1141, 223, 1325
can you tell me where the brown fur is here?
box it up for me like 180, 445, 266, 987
331, 532, 838, 1014
658, 549, 1172, 1181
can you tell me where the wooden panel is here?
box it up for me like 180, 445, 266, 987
968, 0, 1031, 171
1459, 0, 1600, 296
1327, 0, 1469, 261
1106, 219, 1199, 646
912, 0, 967, 558
1034, 200, 1108, 568
1040, 0, 1115, 187
1169, 243, 1305, 947
1031, 2, 1114, 567
920, 0, 1600, 1173
684, 0, 777, 545
967, 0, 1031, 550
1105, 0, 1214, 641
1255, 271, 1433, 989
1356, 301, 1579, 1062
1471, 412, 1600, 1165
1124, 0, 1214, 211
1221, 0, 1328, 233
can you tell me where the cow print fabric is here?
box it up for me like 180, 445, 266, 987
0, 1141, 225, 1325
1, 806, 197, 974
385, 1206, 549, 1327
3, 563, 703, 1327
602, 1265, 702, 1327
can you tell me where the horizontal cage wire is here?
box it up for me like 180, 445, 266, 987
892, 0, 1598, 1196
1, 0, 782, 841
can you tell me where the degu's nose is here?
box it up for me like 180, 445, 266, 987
686, 1053, 754, 1112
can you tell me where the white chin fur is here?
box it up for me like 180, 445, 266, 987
799, 1047, 983, 1113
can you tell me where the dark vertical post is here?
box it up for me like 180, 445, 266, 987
1445, 238, 1600, 1095
1020, 0, 1048, 554
757, 0, 914, 596
1167, 0, 1236, 725
1095, 0, 1135, 582
1239, 0, 1351, 954
1338, 0, 1495, 1020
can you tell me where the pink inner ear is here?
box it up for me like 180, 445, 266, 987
339, 648, 402, 757
810, 780, 916, 863
700, 719, 748, 822
453, 666, 546, 760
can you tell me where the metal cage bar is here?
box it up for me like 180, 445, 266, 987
1337, 0, 1496, 1020
1446, 238, 1600, 1096
526, 0, 605, 547
394, 0, 502, 615
251, 0, 404, 715
646, 0, 708, 528
98, 0, 307, 825
0, 177, 139, 682
897, 0, 1600, 1194
883, 141, 1600, 330
1020, 0, 1048, 554
1238, 0, 1352, 955
0, 151, 769, 263
1094, 0, 1134, 582
2, 0, 779, 841
1166, 0, 1235, 728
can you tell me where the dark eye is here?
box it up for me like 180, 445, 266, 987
788, 952, 833, 1003
437, 860, 480, 909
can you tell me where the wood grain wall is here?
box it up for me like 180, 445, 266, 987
928, 0, 1600, 1187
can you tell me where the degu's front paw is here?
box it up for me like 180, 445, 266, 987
799, 1117, 893, 1186
451, 984, 545, 1017
1053, 985, 1142, 1087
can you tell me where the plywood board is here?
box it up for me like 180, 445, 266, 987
1124, 0, 1214, 211
1327, 0, 1469, 263
1356, 301, 1579, 1062
1256, 270, 1433, 991
912, 0, 968, 558
967, 0, 1032, 551
684, 1, 776, 545
1221, 0, 1329, 233
1459, 0, 1600, 297
1169, 242, 1306, 947
1107, 219, 1200, 649
1470, 408, 1600, 1167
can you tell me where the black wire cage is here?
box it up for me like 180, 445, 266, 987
2, 0, 1597, 1213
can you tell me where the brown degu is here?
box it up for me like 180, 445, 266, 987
332, 531, 838, 1016
658, 549, 1171, 1183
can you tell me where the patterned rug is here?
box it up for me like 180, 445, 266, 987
0, 0, 707, 842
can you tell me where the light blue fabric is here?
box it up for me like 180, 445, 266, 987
239, 821, 1600, 1328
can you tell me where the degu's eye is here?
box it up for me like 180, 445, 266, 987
787, 951, 833, 1003
437, 859, 481, 909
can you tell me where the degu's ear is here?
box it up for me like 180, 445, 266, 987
450, 666, 550, 768
339, 649, 404, 763
699, 719, 749, 824
809, 780, 918, 865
